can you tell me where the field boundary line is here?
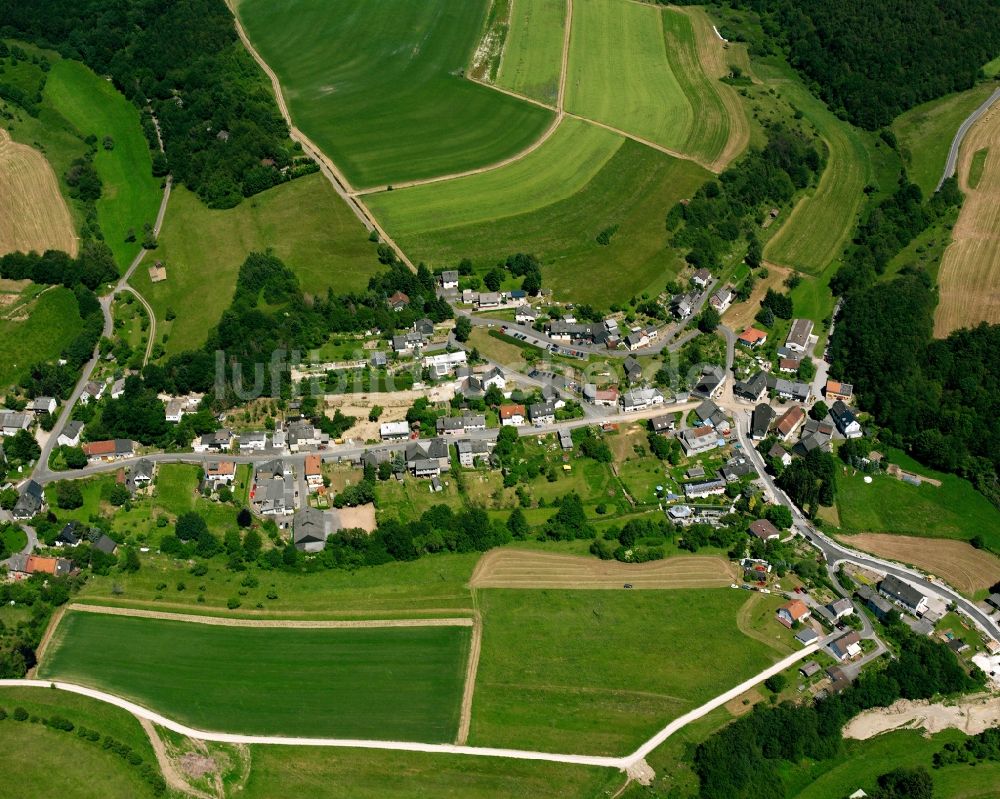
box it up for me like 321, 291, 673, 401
455, 601, 483, 745
30, 605, 67, 675
67, 604, 474, 629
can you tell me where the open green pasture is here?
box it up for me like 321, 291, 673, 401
468, 588, 779, 755
760, 61, 872, 274
376, 137, 709, 306
496, 0, 566, 105
43, 60, 161, 270
135, 175, 377, 355
237, 0, 553, 188
40, 610, 470, 741
0, 286, 83, 389
892, 83, 997, 196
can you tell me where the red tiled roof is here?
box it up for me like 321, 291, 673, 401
82, 440, 116, 456
739, 327, 767, 343
499, 404, 526, 419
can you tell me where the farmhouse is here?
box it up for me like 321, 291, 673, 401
775, 406, 806, 441
750, 403, 776, 440
777, 599, 811, 627
82, 439, 135, 462
738, 327, 768, 349
499, 404, 526, 427
794, 419, 834, 457
405, 438, 450, 477
455, 438, 492, 467
749, 519, 780, 541
292, 507, 341, 553
57, 420, 84, 448
825, 380, 854, 403
286, 421, 328, 452
695, 399, 728, 430
830, 400, 863, 439
878, 575, 928, 616
830, 631, 862, 661
766, 375, 812, 403
680, 425, 721, 456
784, 319, 814, 353
27, 397, 56, 415
0, 411, 30, 436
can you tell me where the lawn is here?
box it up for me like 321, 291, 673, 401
495, 0, 566, 105
468, 588, 781, 754
40, 610, 471, 741
236, 0, 554, 188
42, 60, 162, 271
968, 147, 988, 189
891, 83, 997, 196
134, 175, 378, 355
242, 746, 619, 799
0, 525, 27, 555
834, 449, 1000, 550
379, 138, 709, 306
760, 60, 872, 275
0, 286, 83, 389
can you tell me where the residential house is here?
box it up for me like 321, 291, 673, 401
778, 357, 801, 374
204, 460, 236, 489
548, 321, 601, 343
12, 479, 44, 520
624, 331, 649, 351
750, 403, 776, 440
55, 521, 82, 547
558, 430, 573, 450
826, 665, 853, 695
649, 414, 675, 434
692, 365, 726, 399
734, 372, 769, 403
529, 402, 555, 425
423, 350, 467, 377
721, 456, 755, 482
82, 439, 135, 462
165, 398, 186, 423
827, 598, 854, 619
392, 331, 426, 355
371, 351, 388, 369
830, 631, 862, 661
481, 366, 506, 391
986, 593, 1000, 612
413, 318, 435, 337
7, 554, 72, 578
439, 270, 459, 290
695, 400, 728, 430
775, 406, 806, 441
0, 411, 30, 436
684, 479, 726, 499
679, 425, 721, 456
825, 380, 854, 403
777, 599, 811, 627
292, 507, 340, 553
856, 584, 893, 620
109, 377, 127, 399
749, 518, 781, 542
766, 375, 812, 403
193, 429, 232, 454
455, 438, 493, 467
436, 415, 486, 436
620, 388, 663, 412
623, 357, 643, 385
57, 420, 84, 448
800, 660, 821, 677
515, 306, 538, 325
304, 454, 323, 491
830, 400, 863, 439
796, 628, 820, 646
691, 268, 712, 288
287, 420, 328, 453
671, 292, 697, 320
499, 404, 526, 427
88, 531, 119, 556
738, 327, 768, 349
126, 458, 155, 493
583, 385, 619, 406
878, 575, 928, 616
768, 442, 792, 467
79, 381, 105, 405
794, 419, 835, 457
388, 291, 409, 311
380, 421, 411, 441
237, 432, 268, 451
477, 292, 501, 309
405, 438, 451, 477
252, 459, 295, 517
785, 319, 814, 354
27, 397, 56, 415
709, 286, 733, 314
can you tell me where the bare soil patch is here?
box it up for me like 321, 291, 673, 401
844, 695, 1000, 740
0, 129, 78, 257
723, 263, 790, 332
336, 502, 377, 532
324, 387, 453, 442
846, 533, 1000, 596
469, 549, 736, 589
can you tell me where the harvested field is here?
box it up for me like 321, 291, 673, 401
935, 103, 1000, 336
469, 549, 736, 589
843, 695, 1000, 740
845, 533, 1000, 596
0, 129, 77, 257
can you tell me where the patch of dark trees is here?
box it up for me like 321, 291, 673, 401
692, 618, 985, 799
0, 568, 75, 678
666, 127, 822, 271
0, 0, 295, 207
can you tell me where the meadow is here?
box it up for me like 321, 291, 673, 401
134, 174, 378, 355
0, 286, 83, 388
495, 0, 565, 105
39, 610, 471, 741
237, 0, 553, 188
968, 147, 988, 188
42, 60, 162, 270
468, 588, 781, 754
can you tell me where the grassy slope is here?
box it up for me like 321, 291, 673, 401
495, 0, 565, 105
382, 139, 710, 306
835, 449, 1000, 549
39, 611, 470, 741
469, 588, 781, 755
42, 60, 161, 270
968, 147, 989, 189
0, 286, 83, 387
243, 746, 619, 799
891, 83, 997, 196
134, 175, 377, 355
237, 0, 553, 188
760, 60, 871, 275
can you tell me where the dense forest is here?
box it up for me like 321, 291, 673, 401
701, 0, 1000, 129
0, 0, 293, 207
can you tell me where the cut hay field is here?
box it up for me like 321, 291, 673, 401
0, 286, 83, 388
468, 588, 781, 754
495, 0, 566, 105
42, 60, 161, 270
935, 103, 1000, 336
469, 549, 736, 589
564, 0, 738, 167
39, 610, 470, 741
891, 83, 998, 196
845, 533, 1000, 597
0, 129, 77, 258
760, 61, 871, 275
372, 136, 709, 306
136, 174, 377, 355
236, 0, 553, 189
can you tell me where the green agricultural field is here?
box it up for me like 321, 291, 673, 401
469, 588, 781, 754
495, 0, 565, 105
985, 54, 1000, 78
0, 286, 83, 388
43, 60, 162, 270
40, 611, 470, 741
834, 449, 1000, 550
134, 175, 377, 355
236, 0, 553, 188
242, 746, 619, 799
375, 137, 709, 306
968, 147, 989, 189
891, 83, 998, 196
760, 61, 872, 274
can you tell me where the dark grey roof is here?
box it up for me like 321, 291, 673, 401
879, 574, 926, 609
735, 372, 768, 400
751, 403, 776, 438
89, 532, 118, 554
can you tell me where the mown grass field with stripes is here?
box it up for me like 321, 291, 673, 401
496, 0, 566, 105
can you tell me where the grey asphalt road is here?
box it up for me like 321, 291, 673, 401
938, 87, 1000, 190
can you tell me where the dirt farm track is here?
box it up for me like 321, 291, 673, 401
469, 550, 737, 589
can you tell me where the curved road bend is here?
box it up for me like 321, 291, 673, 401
938, 87, 1000, 190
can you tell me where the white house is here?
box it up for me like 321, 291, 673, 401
423, 350, 467, 377
57, 420, 84, 448
515, 306, 537, 325
380, 421, 410, 441
27, 397, 56, 415
440, 270, 459, 290
499, 404, 526, 427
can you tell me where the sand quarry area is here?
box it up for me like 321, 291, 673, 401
844, 695, 1000, 740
